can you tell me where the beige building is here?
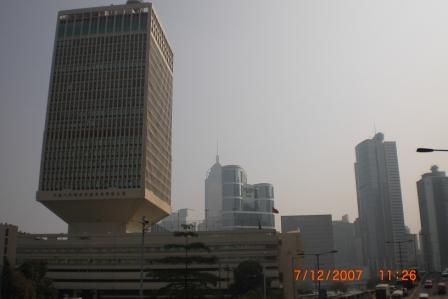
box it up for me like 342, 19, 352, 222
279, 230, 303, 299
37, 0, 173, 235
15, 229, 302, 298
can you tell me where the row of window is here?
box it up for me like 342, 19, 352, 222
57, 13, 149, 39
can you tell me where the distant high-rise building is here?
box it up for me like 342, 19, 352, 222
281, 215, 335, 270
158, 208, 199, 231
404, 226, 418, 269
417, 165, 448, 272
37, 1, 173, 234
354, 133, 408, 272
333, 215, 362, 268
205, 156, 275, 230
205, 155, 223, 230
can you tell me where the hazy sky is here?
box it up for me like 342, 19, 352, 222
1, 0, 448, 234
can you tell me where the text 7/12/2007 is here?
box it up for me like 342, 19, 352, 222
294, 269, 364, 281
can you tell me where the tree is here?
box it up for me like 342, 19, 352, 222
147, 224, 219, 298
18, 260, 56, 299
2, 260, 26, 298
230, 260, 264, 296
1, 259, 51, 299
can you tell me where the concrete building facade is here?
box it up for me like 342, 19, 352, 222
37, 1, 173, 235
354, 133, 408, 273
14, 229, 301, 298
416, 165, 448, 272
0, 224, 18, 295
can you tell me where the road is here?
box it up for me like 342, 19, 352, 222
409, 273, 447, 299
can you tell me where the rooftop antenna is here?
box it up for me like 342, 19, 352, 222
216, 139, 220, 163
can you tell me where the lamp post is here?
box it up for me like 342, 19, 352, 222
298, 250, 338, 299
139, 216, 150, 299
291, 250, 303, 299
263, 265, 267, 299
417, 148, 448, 153
386, 240, 413, 270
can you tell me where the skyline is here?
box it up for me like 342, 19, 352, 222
3, 0, 448, 234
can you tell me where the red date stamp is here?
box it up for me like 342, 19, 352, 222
294, 269, 364, 281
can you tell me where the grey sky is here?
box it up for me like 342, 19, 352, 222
1, 0, 448, 234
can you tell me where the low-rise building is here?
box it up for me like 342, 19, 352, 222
15, 229, 301, 298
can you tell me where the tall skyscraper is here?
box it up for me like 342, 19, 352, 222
281, 215, 335, 270
416, 165, 448, 272
37, 1, 173, 234
354, 133, 407, 272
205, 156, 275, 230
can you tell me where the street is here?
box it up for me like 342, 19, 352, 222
409, 273, 448, 299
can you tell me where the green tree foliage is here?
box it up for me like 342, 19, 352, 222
1, 260, 56, 299
147, 225, 219, 298
230, 260, 264, 296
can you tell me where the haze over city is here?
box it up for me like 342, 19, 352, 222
2, 0, 448, 235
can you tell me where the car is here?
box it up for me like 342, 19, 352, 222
424, 280, 433, 288
442, 269, 448, 278
418, 293, 429, 299
391, 290, 404, 299
438, 282, 447, 295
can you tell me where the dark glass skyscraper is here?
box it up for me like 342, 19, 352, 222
417, 166, 448, 272
355, 133, 408, 273
37, 1, 173, 234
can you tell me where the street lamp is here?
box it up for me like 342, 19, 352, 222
291, 250, 303, 299
298, 250, 338, 299
139, 216, 150, 299
417, 148, 448, 153
385, 240, 413, 271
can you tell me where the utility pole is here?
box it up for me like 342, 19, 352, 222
298, 250, 338, 299
263, 265, 267, 299
139, 216, 150, 299
291, 256, 297, 299
386, 240, 412, 270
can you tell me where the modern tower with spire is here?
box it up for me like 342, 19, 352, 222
204, 154, 276, 230
36, 1, 173, 234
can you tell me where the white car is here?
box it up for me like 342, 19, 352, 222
419, 293, 429, 299
424, 280, 433, 288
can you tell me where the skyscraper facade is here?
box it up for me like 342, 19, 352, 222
37, 1, 173, 234
354, 133, 408, 272
416, 165, 448, 272
205, 156, 275, 230
281, 215, 335, 270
